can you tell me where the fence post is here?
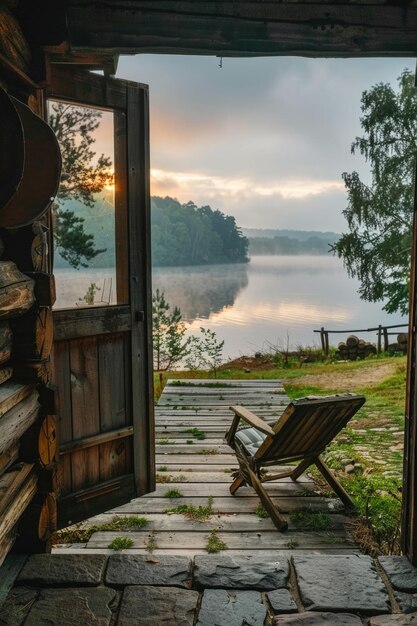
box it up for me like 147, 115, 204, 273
324, 332, 329, 356
383, 327, 389, 352
377, 325, 382, 354
320, 327, 326, 354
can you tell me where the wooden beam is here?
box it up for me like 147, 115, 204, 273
68, 1, 417, 57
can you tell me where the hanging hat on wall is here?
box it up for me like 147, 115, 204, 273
0, 87, 61, 229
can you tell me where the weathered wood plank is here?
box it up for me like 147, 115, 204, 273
110, 495, 341, 515
88, 529, 353, 550
53, 305, 131, 341
70, 337, 100, 492
150, 481, 316, 496
68, 2, 417, 57
85, 512, 346, 532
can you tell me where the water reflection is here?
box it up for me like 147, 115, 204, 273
152, 263, 249, 320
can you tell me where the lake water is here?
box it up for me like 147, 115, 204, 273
55, 255, 408, 360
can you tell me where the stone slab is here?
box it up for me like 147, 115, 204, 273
369, 614, 417, 625
0, 587, 38, 626
379, 557, 417, 593
118, 586, 199, 626
293, 555, 390, 615
23, 588, 117, 626
17, 554, 107, 586
196, 589, 266, 626
106, 555, 191, 588
273, 613, 363, 625
194, 555, 289, 590
394, 591, 417, 614
266, 588, 297, 614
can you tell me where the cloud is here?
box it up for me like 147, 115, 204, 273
151, 167, 343, 201
118, 55, 413, 231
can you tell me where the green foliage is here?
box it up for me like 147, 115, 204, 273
249, 234, 338, 255
152, 291, 224, 373
152, 196, 249, 266
79, 282, 101, 305
286, 539, 300, 549
108, 536, 134, 550
164, 488, 183, 499
152, 290, 191, 371
290, 508, 334, 531
186, 328, 225, 376
164, 496, 214, 521
333, 69, 416, 315
158, 466, 168, 471
49, 103, 112, 268
54, 515, 148, 544
255, 504, 269, 518
185, 428, 206, 440
205, 529, 228, 553
342, 474, 402, 545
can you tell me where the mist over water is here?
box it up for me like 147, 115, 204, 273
55, 255, 407, 360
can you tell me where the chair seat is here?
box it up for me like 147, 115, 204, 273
235, 427, 267, 456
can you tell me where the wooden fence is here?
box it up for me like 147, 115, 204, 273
314, 323, 408, 356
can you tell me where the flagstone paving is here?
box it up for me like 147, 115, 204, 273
2, 552, 417, 624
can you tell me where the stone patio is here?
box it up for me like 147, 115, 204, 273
1, 553, 417, 624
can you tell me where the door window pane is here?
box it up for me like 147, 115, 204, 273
48, 101, 128, 308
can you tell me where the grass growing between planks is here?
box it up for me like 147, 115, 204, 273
164, 496, 215, 522
108, 537, 134, 551
205, 529, 228, 553
53, 516, 149, 544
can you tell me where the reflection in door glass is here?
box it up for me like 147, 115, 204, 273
48, 101, 126, 308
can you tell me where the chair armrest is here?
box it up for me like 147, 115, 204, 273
229, 405, 275, 437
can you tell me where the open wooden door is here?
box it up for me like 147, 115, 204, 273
45, 65, 154, 528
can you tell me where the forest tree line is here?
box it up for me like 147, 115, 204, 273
248, 233, 339, 256
152, 196, 249, 267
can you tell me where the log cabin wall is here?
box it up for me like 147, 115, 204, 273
0, 1, 58, 565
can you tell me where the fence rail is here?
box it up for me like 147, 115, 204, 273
313, 323, 408, 356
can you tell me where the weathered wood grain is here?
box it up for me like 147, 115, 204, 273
68, 1, 417, 57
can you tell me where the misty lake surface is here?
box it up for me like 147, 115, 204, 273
55, 255, 408, 360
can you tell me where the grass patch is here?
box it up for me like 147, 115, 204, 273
164, 488, 183, 499
186, 440, 194, 445
290, 508, 334, 532
164, 496, 214, 521
158, 466, 168, 471
286, 539, 299, 549
185, 427, 206, 440
108, 536, 134, 551
157, 439, 171, 445
205, 529, 228, 553
156, 474, 185, 484
255, 504, 269, 519
54, 516, 148, 544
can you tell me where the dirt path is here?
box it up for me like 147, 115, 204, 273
286, 362, 399, 391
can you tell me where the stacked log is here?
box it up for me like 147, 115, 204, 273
0, 222, 57, 563
398, 332, 408, 354
337, 335, 377, 360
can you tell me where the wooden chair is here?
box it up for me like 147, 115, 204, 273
226, 394, 366, 531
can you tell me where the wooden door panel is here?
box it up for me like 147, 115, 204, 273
46, 66, 154, 528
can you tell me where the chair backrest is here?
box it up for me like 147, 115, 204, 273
254, 394, 365, 464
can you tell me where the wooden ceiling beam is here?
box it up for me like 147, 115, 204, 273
67, 1, 417, 57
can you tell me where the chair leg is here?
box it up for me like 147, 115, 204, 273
315, 456, 355, 510
230, 473, 245, 495
250, 469, 288, 531
291, 457, 313, 481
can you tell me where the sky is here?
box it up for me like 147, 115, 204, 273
115, 55, 414, 232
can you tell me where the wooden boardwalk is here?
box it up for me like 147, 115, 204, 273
66, 379, 357, 555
